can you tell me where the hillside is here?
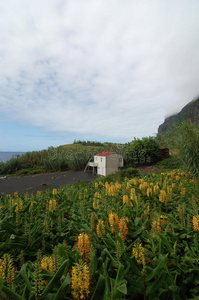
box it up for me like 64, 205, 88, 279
158, 97, 199, 134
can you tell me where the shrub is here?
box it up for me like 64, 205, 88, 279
156, 156, 183, 170
166, 121, 199, 178
116, 167, 139, 179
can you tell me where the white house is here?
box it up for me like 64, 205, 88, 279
85, 151, 124, 176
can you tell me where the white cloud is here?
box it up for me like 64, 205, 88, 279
0, 0, 199, 143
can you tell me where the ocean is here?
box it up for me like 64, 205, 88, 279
0, 152, 26, 163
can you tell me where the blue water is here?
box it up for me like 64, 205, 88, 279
0, 152, 25, 163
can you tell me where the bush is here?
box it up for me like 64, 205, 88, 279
0, 157, 23, 174
44, 158, 69, 172
116, 167, 139, 179
97, 167, 139, 183
166, 121, 199, 178
156, 156, 183, 170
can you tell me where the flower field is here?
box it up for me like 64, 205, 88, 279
0, 169, 199, 299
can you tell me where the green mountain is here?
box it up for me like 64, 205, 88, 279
158, 97, 199, 134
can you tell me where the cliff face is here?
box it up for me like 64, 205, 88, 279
158, 97, 199, 134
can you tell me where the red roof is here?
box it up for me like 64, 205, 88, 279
95, 151, 115, 156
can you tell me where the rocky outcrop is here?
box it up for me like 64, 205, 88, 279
158, 97, 199, 134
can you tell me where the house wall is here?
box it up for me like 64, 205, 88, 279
94, 155, 106, 176
106, 154, 123, 175
94, 154, 124, 176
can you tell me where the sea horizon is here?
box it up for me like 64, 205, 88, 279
0, 151, 26, 163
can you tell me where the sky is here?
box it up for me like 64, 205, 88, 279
0, 0, 199, 152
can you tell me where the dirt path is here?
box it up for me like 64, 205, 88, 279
0, 171, 96, 196
138, 165, 163, 174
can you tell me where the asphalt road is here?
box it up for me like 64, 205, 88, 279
0, 171, 96, 196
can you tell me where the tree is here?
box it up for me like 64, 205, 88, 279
126, 136, 160, 165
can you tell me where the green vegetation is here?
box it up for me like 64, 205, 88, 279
159, 121, 199, 179
0, 167, 199, 299
125, 136, 161, 165
0, 145, 103, 176
156, 157, 183, 170
0, 138, 162, 176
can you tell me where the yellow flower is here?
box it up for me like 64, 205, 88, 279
96, 219, 106, 236
71, 260, 90, 300
147, 187, 153, 197
126, 182, 131, 191
170, 172, 175, 178
37, 191, 41, 196
49, 199, 56, 212
52, 188, 57, 195
130, 188, 138, 205
123, 195, 132, 206
41, 256, 54, 272
193, 215, 199, 231
139, 182, 148, 193
0, 254, 15, 288
93, 192, 101, 209
144, 204, 150, 215
152, 220, 161, 234
159, 215, 169, 226
13, 198, 23, 212
153, 185, 159, 196
118, 217, 128, 242
152, 215, 169, 234
159, 190, 167, 203
108, 213, 120, 233
132, 243, 146, 264
180, 187, 186, 196
77, 233, 90, 261
131, 178, 138, 185
167, 186, 172, 194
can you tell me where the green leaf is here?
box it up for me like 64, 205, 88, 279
146, 270, 167, 296
123, 252, 141, 276
53, 273, 71, 300
116, 283, 127, 294
146, 254, 168, 282
135, 217, 140, 226
2, 285, 25, 300
19, 263, 33, 292
0, 277, 3, 293
41, 260, 68, 298
159, 234, 173, 254
90, 274, 105, 300
114, 262, 126, 287
193, 237, 199, 256
102, 248, 118, 268
91, 249, 98, 277
112, 263, 127, 300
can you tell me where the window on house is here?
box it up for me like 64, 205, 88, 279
101, 158, 102, 162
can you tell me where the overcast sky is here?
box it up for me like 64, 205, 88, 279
0, 0, 199, 151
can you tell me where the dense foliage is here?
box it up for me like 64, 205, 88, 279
167, 121, 199, 179
126, 136, 160, 165
0, 168, 199, 299
0, 137, 161, 176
